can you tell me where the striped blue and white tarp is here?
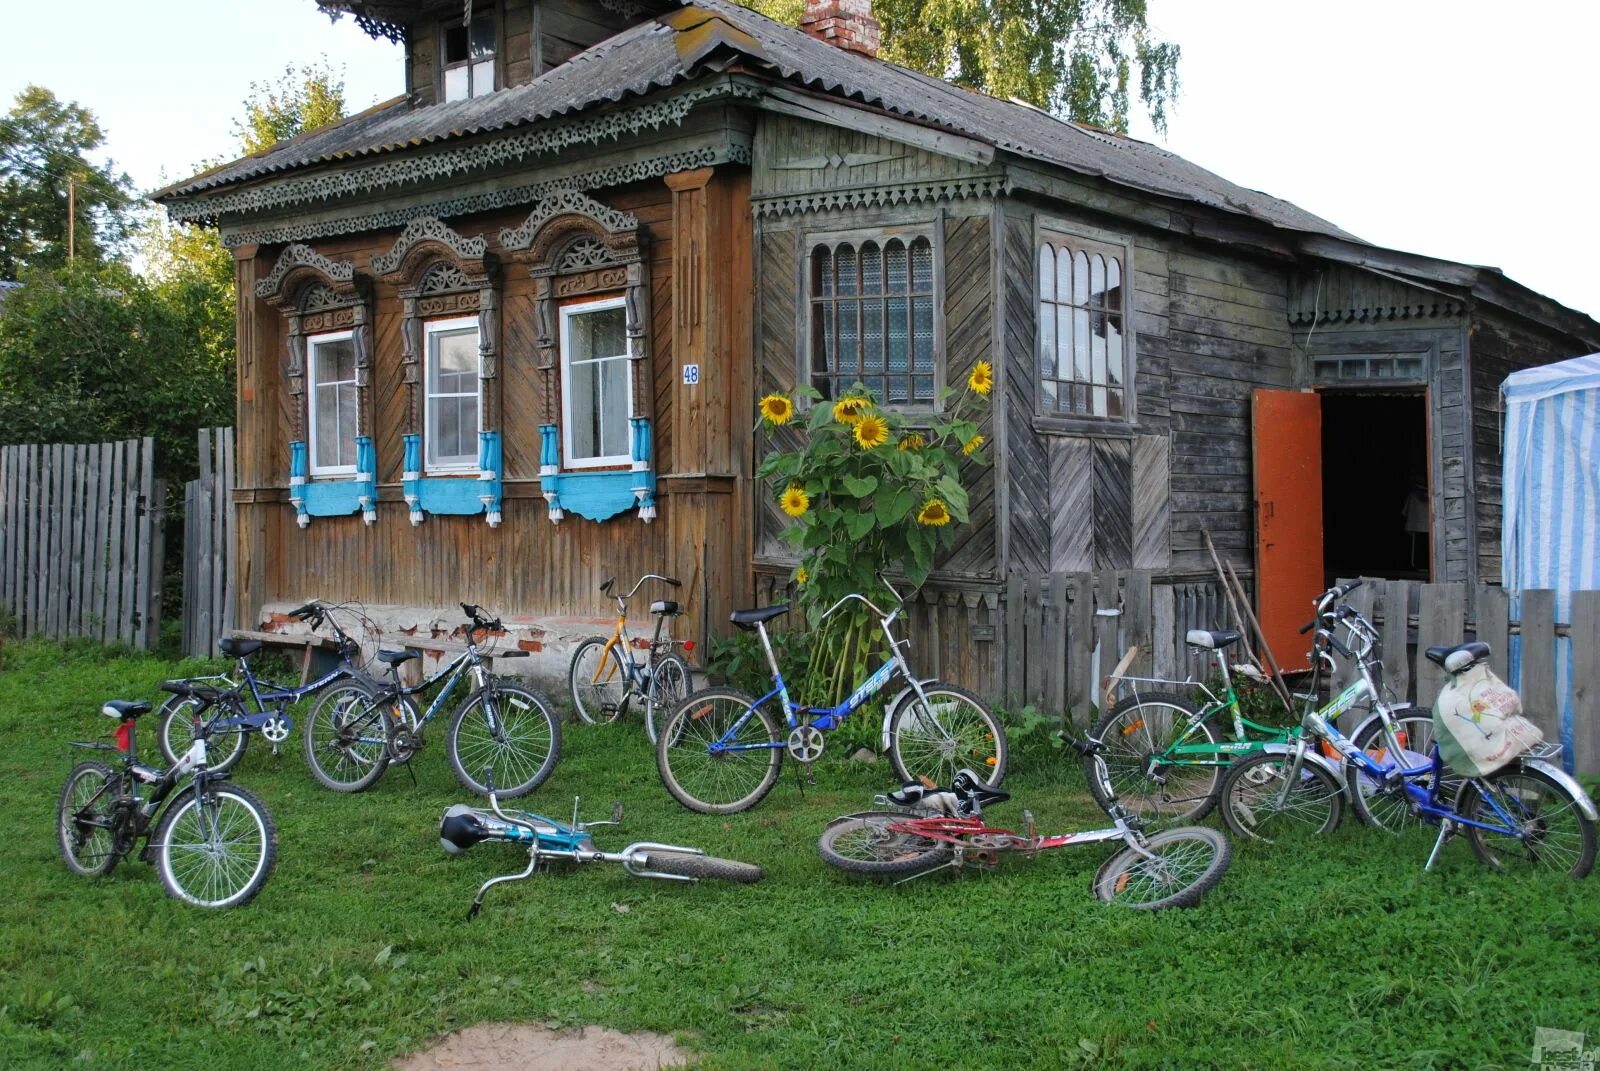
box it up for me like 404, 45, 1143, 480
1502, 352, 1600, 771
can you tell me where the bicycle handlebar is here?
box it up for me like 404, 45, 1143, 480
622, 573, 681, 600
819, 592, 892, 622
461, 602, 505, 634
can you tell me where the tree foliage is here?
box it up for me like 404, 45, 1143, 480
0, 86, 135, 278
233, 57, 348, 155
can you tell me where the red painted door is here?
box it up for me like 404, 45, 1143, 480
1252, 390, 1323, 672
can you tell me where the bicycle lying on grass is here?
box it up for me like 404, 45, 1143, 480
440, 775, 763, 918
655, 579, 1007, 814
567, 573, 692, 744
57, 686, 277, 908
303, 603, 561, 797
156, 600, 376, 774
817, 735, 1231, 910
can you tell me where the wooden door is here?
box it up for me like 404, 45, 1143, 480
1252, 389, 1323, 671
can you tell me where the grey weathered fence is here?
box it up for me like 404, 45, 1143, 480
181, 428, 235, 658
0, 438, 163, 647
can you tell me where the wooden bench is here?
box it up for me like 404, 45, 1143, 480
229, 629, 346, 686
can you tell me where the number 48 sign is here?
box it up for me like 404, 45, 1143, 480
681, 363, 701, 386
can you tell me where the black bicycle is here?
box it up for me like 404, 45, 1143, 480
303, 603, 562, 797
57, 686, 278, 908
155, 600, 377, 774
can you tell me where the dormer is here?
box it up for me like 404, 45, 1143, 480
318, 1, 647, 108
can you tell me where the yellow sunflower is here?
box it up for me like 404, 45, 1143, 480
916, 498, 952, 526
779, 484, 810, 518
968, 360, 994, 396
962, 434, 985, 456
898, 433, 925, 452
759, 393, 795, 426
795, 566, 809, 585
833, 396, 870, 424
853, 414, 890, 450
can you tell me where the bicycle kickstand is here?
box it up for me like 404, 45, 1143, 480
894, 845, 966, 886
1424, 820, 1457, 871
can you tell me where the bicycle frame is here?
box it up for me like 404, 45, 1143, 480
587, 574, 682, 693
382, 646, 493, 732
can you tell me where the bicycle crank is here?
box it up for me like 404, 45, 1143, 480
260, 714, 292, 744
786, 725, 826, 763
389, 729, 423, 764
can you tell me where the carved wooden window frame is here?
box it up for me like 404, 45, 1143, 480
559, 294, 634, 470
305, 328, 359, 477
1033, 217, 1137, 433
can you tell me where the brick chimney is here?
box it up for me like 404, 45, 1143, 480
800, 0, 880, 58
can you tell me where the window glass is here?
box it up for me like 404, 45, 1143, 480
442, 14, 495, 101
562, 301, 631, 467
1038, 232, 1129, 419
809, 234, 936, 404
308, 334, 358, 473
426, 322, 480, 469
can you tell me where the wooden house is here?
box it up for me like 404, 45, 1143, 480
153, 0, 1600, 696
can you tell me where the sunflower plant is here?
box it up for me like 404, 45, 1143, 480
755, 362, 992, 701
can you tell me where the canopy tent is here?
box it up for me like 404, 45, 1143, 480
1501, 352, 1600, 770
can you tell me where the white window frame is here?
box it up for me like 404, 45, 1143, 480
560, 295, 633, 471
306, 329, 358, 478
1034, 216, 1137, 431
424, 316, 482, 474
440, 12, 497, 102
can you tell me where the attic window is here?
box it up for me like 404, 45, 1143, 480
442, 13, 496, 101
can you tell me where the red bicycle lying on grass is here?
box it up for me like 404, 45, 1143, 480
818, 736, 1232, 910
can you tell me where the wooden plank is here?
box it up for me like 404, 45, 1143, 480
145, 479, 165, 649
1024, 574, 1045, 709
94, 441, 114, 643
1475, 584, 1510, 673
221, 428, 237, 634
1093, 569, 1120, 715
23, 445, 39, 637
119, 440, 138, 647
1124, 569, 1153, 679
1049, 438, 1092, 571
1152, 581, 1176, 681
1414, 583, 1465, 708
197, 437, 215, 657
1068, 572, 1094, 719
1519, 589, 1559, 745
0, 447, 11, 616
1131, 435, 1171, 569
81, 445, 100, 641
68, 445, 86, 636
1004, 570, 1025, 704
134, 439, 156, 649
182, 479, 197, 657
48, 444, 64, 639
1045, 571, 1069, 718
103, 441, 124, 645
1381, 579, 1412, 704
1571, 590, 1600, 778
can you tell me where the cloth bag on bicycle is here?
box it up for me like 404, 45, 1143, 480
1432, 662, 1543, 777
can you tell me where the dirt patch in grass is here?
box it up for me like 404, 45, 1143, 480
392, 1022, 688, 1071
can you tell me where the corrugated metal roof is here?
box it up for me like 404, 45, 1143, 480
155, 0, 1350, 239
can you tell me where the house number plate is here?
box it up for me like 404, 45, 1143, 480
682, 363, 701, 385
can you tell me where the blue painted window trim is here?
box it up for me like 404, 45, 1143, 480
402, 430, 502, 525
539, 417, 655, 523
289, 436, 377, 526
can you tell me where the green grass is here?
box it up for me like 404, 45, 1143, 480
1, 638, 1596, 1070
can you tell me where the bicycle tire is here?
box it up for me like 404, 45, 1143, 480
57, 761, 125, 877
886, 683, 1008, 790
1345, 711, 1452, 833
568, 636, 630, 725
158, 692, 250, 774
644, 652, 692, 746
1217, 749, 1343, 843
1092, 826, 1232, 910
639, 850, 764, 884
1089, 692, 1221, 824
447, 683, 562, 798
302, 682, 392, 792
152, 782, 277, 908
1457, 763, 1597, 879
817, 813, 952, 877
655, 688, 783, 814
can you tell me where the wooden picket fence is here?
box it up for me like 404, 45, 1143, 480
181, 428, 236, 658
0, 438, 164, 647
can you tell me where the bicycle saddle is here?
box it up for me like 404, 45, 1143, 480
885, 783, 961, 814
1186, 629, 1242, 650
377, 649, 419, 666
950, 769, 1011, 813
651, 599, 681, 616
101, 700, 152, 719
1424, 641, 1490, 672
730, 605, 788, 630
218, 637, 263, 659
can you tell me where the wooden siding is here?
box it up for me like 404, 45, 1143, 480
750, 114, 1000, 204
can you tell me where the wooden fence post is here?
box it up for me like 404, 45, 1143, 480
1519, 589, 1558, 744
1570, 590, 1600, 777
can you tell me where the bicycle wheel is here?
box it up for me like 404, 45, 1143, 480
1218, 749, 1343, 843
817, 813, 952, 876
1457, 764, 1597, 878
1089, 692, 1221, 824
57, 761, 124, 877
639, 850, 764, 883
302, 681, 392, 792
153, 782, 277, 908
887, 683, 1007, 790
1092, 826, 1232, 910
569, 637, 629, 725
1346, 711, 1453, 833
655, 688, 783, 814
447, 683, 562, 798
644, 653, 692, 746
157, 692, 248, 773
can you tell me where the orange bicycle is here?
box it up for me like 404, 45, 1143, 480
567, 574, 692, 743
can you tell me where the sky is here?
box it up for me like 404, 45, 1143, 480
1, 0, 1596, 320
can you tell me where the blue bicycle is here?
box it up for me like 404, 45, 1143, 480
654, 581, 1007, 814
155, 601, 375, 774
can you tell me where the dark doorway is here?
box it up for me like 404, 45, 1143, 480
1320, 391, 1431, 582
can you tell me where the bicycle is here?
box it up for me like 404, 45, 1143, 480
817, 738, 1231, 910
655, 578, 1007, 814
440, 776, 764, 918
568, 574, 692, 743
302, 603, 561, 797
155, 600, 377, 774
56, 686, 277, 908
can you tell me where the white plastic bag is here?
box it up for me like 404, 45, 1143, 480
1432, 662, 1543, 777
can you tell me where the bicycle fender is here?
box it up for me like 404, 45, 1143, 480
1252, 742, 1342, 781
879, 679, 938, 753
1518, 758, 1599, 821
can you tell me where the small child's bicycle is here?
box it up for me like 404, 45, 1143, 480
439, 776, 763, 918
567, 574, 692, 744
818, 737, 1231, 910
